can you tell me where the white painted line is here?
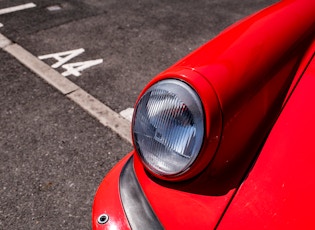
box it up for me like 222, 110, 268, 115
0, 23, 3, 28
0, 33, 132, 144
46, 5, 62, 12
4, 43, 79, 95
0, 3, 36, 15
68, 89, 132, 144
0, 33, 12, 48
119, 108, 134, 122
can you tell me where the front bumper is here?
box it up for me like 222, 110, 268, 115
92, 153, 163, 230
92, 153, 132, 230
92, 151, 235, 229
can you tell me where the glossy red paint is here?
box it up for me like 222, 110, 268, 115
92, 154, 132, 230
134, 0, 315, 182
218, 41, 315, 229
133, 152, 235, 229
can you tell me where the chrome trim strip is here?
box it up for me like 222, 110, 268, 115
119, 156, 164, 229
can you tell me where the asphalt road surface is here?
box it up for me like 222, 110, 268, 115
0, 0, 277, 229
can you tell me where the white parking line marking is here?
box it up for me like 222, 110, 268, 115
46, 5, 62, 12
1, 33, 132, 144
119, 108, 134, 122
0, 33, 12, 48
68, 89, 131, 143
5, 43, 79, 94
0, 2, 36, 15
0, 23, 3, 28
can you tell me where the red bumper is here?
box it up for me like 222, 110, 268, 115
92, 154, 132, 230
92, 151, 235, 229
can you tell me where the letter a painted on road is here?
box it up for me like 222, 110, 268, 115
38, 48, 85, 68
61, 59, 104, 77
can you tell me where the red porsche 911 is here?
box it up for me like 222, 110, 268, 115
92, 0, 315, 229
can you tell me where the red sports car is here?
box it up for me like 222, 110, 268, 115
92, 0, 315, 229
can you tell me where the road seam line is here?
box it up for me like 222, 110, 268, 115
0, 33, 132, 144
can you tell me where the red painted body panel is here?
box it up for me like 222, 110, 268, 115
133, 153, 235, 229
218, 42, 315, 229
92, 154, 132, 230
92, 0, 315, 229
135, 0, 315, 182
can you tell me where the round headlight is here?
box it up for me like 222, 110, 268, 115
132, 79, 205, 177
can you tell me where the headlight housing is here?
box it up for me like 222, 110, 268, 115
132, 79, 205, 177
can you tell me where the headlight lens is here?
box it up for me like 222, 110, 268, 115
132, 79, 204, 177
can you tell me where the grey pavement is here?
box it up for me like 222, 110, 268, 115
0, 49, 132, 229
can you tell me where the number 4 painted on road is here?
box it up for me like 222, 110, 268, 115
38, 48, 103, 77
62, 59, 103, 77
